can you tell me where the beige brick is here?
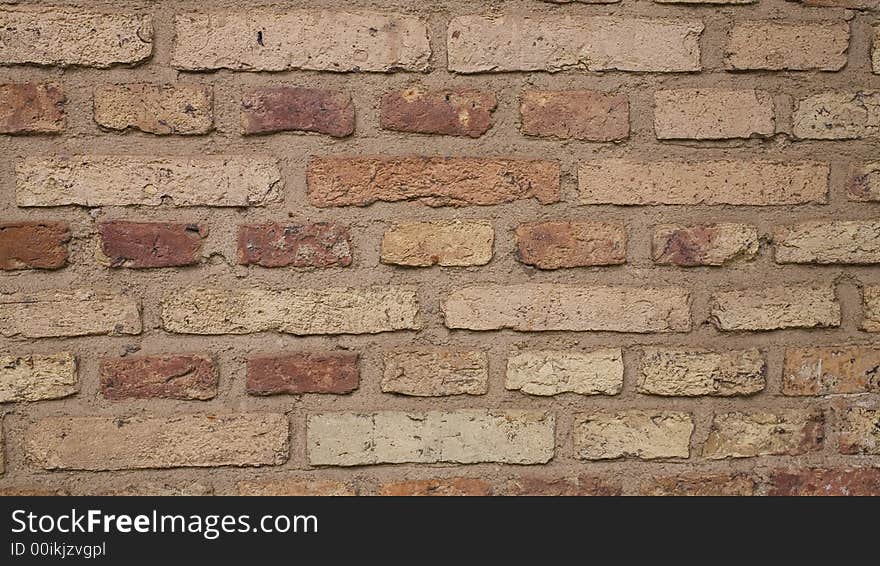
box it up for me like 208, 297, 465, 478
793, 92, 880, 139
654, 89, 774, 140
874, 25, 880, 73
94, 84, 213, 135
861, 285, 880, 331
725, 21, 849, 71
0, 289, 140, 338
783, 346, 880, 395
703, 411, 825, 459
774, 220, 880, 264
838, 408, 880, 454
579, 160, 828, 205
381, 350, 488, 396
848, 163, 880, 201
381, 221, 494, 267
161, 287, 419, 335
26, 414, 289, 470
308, 410, 555, 465
172, 12, 429, 72
574, 411, 693, 460
16, 157, 282, 207
447, 16, 702, 73
710, 286, 840, 331
652, 223, 759, 266
638, 349, 766, 396
442, 285, 690, 333
0, 353, 77, 403
506, 349, 623, 396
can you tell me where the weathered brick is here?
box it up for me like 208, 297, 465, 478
98, 221, 206, 269
793, 92, 880, 140
863, 286, 880, 331
0, 83, 66, 134
520, 90, 629, 141
307, 157, 560, 207
652, 224, 759, 267
94, 84, 213, 135
26, 414, 288, 470
515, 221, 626, 269
0, 11, 152, 67
0, 353, 77, 403
709, 286, 840, 331
381, 221, 493, 267
503, 475, 622, 496
16, 157, 282, 207
0, 289, 140, 338
100, 355, 217, 400
161, 287, 419, 335
769, 468, 880, 496
703, 411, 825, 459
447, 16, 702, 73
654, 89, 774, 139
640, 473, 758, 496
238, 223, 352, 268
725, 21, 849, 71
97, 482, 213, 497
774, 220, 880, 264
379, 478, 491, 496
579, 160, 828, 205
838, 408, 880, 454
874, 25, 880, 73
505, 349, 623, 396
794, 0, 878, 7
0, 487, 69, 496
172, 12, 430, 72
0, 221, 69, 270
241, 87, 354, 137
848, 163, 880, 201
574, 411, 694, 460
783, 346, 880, 395
638, 349, 766, 397
247, 353, 359, 395
308, 410, 555, 466
442, 285, 690, 333
381, 350, 488, 396
238, 478, 356, 496
380, 88, 496, 137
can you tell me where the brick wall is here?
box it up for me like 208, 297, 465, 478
1, 0, 879, 496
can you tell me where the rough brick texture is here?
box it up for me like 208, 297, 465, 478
0, 353, 77, 403
238, 223, 352, 268
0, 83, 66, 134
241, 87, 354, 137
0, 290, 141, 338
100, 355, 217, 400
380, 88, 496, 137
652, 224, 759, 266
837, 408, 880, 454
94, 84, 213, 135
0, 222, 70, 270
769, 468, 880, 496
638, 349, 766, 397
725, 21, 849, 71
506, 349, 623, 396
654, 89, 774, 140
515, 221, 626, 268
703, 411, 825, 458
574, 411, 694, 460
381, 351, 488, 396
520, 90, 629, 141
709, 286, 840, 331
862, 286, 880, 331
381, 221, 493, 267
774, 220, 880, 264
247, 353, 359, 395
98, 221, 206, 268
640, 474, 758, 496
783, 347, 880, 395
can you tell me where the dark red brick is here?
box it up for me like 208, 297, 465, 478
0, 221, 69, 270
237, 223, 352, 268
769, 468, 880, 496
247, 353, 359, 395
241, 87, 354, 137
98, 221, 206, 268
0, 83, 66, 134
380, 88, 496, 138
100, 355, 218, 400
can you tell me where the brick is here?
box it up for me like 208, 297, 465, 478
638, 349, 766, 397
652, 224, 759, 267
654, 89, 774, 140
725, 21, 849, 71
238, 478, 356, 496
774, 220, 880, 264
709, 286, 840, 331
26, 413, 288, 470
848, 162, 880, 201
16, 156, 282, 207
874, 25, 880, 73
97, 482, 212, 497
579, 160, 828, 205
447, 16, 702, 73
0, 10, 152, 68
838, 408, 880, 454
241, 87, 354, 137
0, 289, 140, 338
795, 0, 878, 7
503, 475, 622, 496
0, 83, 66, 134
640, 473, 758, 496
161, 287, 419, 335
307, 157, 560, 207
381, 221, 493, 267
505, 349, 623, 396
0, 487, 69, 496
793, 92, 880, 140
520, 90, 629, 141
379, 478, 492, 496
380, 88, 496, 137
703, 411, 825, 458
0, 221, 69, 270
381, 350, 488, 396
98, 221, 206, 269
783, 346, 880, 395
863, 286, 880, 331
308, 410, 555, 466
0, 353, 77, 403
237, 223, 352, 268
442, 285, 690, 333
247, 353, 359, 395
172, 12, 430, 72
515, 221, 626, 269
100, 355, 217, 400
94, 84, 213, 135
574, 411, 694, 460
769, 468, 880, 496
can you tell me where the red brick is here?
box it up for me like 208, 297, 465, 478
0, 83, 66, 134
640, 473, 758, 496
237, 223, 351, 268
0, 221, 69, 270
520, 90, 629, 141
515, 221, 626, 269
98, 221, 206, 268
247, 353, 359, 395
504, 475, 622, 496
100, 355, 217, 400
241, 87, 354, 137
379, 478, 492, 496
380, 88, 496, 137
769, 468, 880, 496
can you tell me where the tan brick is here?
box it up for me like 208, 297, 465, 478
308, 410, 555, 466
638, 349, 766, 397
0, 83, 66, 134
16, 157, 282, 207
838, 408, 880, 454
381, 221, 494, 267
381, 350, 488, 397
0, 289, 140, 338
703, 411, 825, 459
793, 92, 880, 140
442, 285, 690, 333
502, 475, 622, 496
874, 25, 880, 73
514, 221, 626, 269
654, 89, 774, 140
861, 286, 880, 331
652, 224, 759, 267
783, 346, 880, 395
505, 349, 623, 396
774, 220, 880, 264
579, 160, 828, 205
172, 12, 429, 72
520, 90, 629, 141
379, 478, 491, 496
94, 84, 213, 135
574, 411, 694, 460
709, 286, 840, 331
725, 21, 849, 71
161, 287, 419, 335
640, 473, 758, 496
447, 16, 702, 73
848, 163, 880, 201
769, 468, 880, 496
0, 353, 77, 403
237, 478, 357, 496
380, 88, 496, 138
26, 413, 289, 470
